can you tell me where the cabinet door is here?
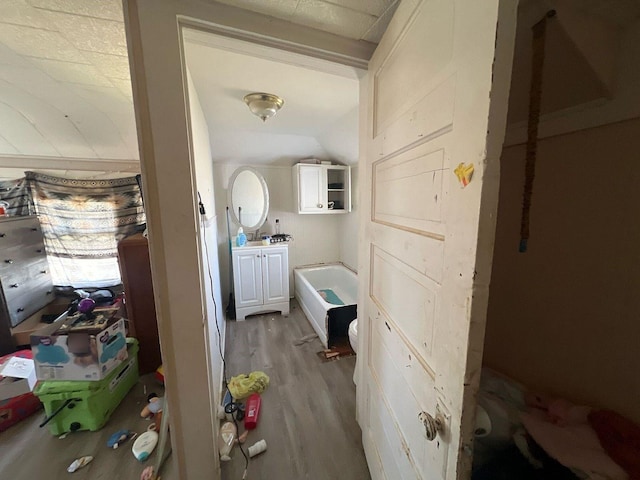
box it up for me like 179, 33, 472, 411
298, 165, 325, 212
261, 247, 289, 305
233, 249, 263, 308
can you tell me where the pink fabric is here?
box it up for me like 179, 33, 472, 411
589, 410, 640, 480
521, 398, 628, 480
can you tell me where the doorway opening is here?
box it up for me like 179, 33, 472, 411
474, 1, 640, 478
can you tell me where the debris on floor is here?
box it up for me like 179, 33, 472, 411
317, 344, 355, 362
228, 371, 270, 400
107, 429, 137, 449
67, 455, 93, 473
293, 333, 318, 346
248, 439, 267, 458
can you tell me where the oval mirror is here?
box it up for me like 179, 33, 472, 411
228, 167, 269, 230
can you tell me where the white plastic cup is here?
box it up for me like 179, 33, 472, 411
248, 439, 267, 458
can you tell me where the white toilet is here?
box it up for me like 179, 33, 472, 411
348, 319, 358, 353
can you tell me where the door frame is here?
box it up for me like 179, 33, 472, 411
123, 1, 371, 477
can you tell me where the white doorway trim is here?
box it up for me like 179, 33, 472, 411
123, 1, 372, 477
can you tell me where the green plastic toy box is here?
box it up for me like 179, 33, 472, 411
34, 338, 139, 435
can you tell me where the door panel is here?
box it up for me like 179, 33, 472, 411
373, 0, 454, 135
359, 0, 517, 478
298, 165, 324, 212
373, 143, 447, 238
262, 247, 288, 305
371, 245, 439, 364
233, 250, 262, 308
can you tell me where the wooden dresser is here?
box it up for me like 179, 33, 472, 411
117, 233, 161, 374
0, 215, 54, 355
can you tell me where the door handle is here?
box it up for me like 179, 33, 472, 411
419, 410, 445, 441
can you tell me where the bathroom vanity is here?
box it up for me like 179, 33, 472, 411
231, 242, 289, 320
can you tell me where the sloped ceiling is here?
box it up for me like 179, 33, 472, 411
184, 34, 360, 165
0, 0, 137, 161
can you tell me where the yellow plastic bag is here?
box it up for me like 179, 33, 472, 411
228, 371, 270, 400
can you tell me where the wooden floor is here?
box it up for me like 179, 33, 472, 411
221, 300, 370, 480
0, 373, 176, 480
0, 300, 368, 480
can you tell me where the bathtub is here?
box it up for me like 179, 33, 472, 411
294, 264, 358, 348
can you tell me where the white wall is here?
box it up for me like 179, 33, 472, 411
485, 117, 640, 425
187, 71, 225, 465
214, 163, 346, 302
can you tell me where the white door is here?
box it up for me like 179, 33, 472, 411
262, 247, 288, 305
233, 249, 263, 308
298, 164, 325, 212
358, 1, 516, 479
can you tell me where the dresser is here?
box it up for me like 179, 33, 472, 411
0, 216, 54, 355
117, 233, 161, 374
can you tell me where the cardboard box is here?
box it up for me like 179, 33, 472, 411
31, 309, 127, 381
0, 355, 37, 401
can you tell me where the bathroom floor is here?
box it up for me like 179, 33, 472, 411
221, 299, 370, 480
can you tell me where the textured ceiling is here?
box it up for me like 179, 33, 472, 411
0, 0, 137, 161
208, 0, 400, 43
0, 0, 397, 167
0, 0, 637, 169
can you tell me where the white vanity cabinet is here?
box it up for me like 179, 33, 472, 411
293, 164, 351, 214
232, 243, 289, 320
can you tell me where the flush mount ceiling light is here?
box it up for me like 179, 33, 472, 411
243, 92, 284, 122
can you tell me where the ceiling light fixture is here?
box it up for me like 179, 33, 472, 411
243, 92, 284, 122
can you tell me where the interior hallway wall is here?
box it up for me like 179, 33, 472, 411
187, 71, 225, 459
484, 117, 640, 424
213, 163, 344, 303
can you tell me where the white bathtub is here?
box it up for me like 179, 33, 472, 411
294, 264, 358, 348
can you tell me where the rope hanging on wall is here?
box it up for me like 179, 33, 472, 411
519, 10, 556, 253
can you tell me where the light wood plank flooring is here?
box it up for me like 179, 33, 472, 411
221, 300, 370, 480
0, 373, 176, 480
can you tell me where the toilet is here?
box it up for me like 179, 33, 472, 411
348, 319, 358, 353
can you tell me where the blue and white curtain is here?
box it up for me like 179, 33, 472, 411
25, 172, 146, 287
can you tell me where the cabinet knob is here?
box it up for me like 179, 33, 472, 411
0, 233, 5, 238
263, 254, 266, 258
4, 259, 13, 264
36, 249, 43, 253
31, 228, 38, 232
46, 290, 52, 295
10, 283, 19, 288
41, 270, 47, 274
256, 254, 260, 258
17, 307, 24, 313
317, 203, 323, 208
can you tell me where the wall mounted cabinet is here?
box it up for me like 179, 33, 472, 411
293, 164, 351, 214
232, 243, 289, 320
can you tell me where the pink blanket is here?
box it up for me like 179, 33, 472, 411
521, 397, 628, 480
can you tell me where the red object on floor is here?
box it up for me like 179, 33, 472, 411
589, 409, 640, 479
244, 393, 261, 430
0, 350, 43, 432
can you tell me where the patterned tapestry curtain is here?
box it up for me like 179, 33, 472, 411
0, 178, 32, 216
25, 172, 146, 288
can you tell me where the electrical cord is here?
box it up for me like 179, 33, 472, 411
198, 192, 249, 479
